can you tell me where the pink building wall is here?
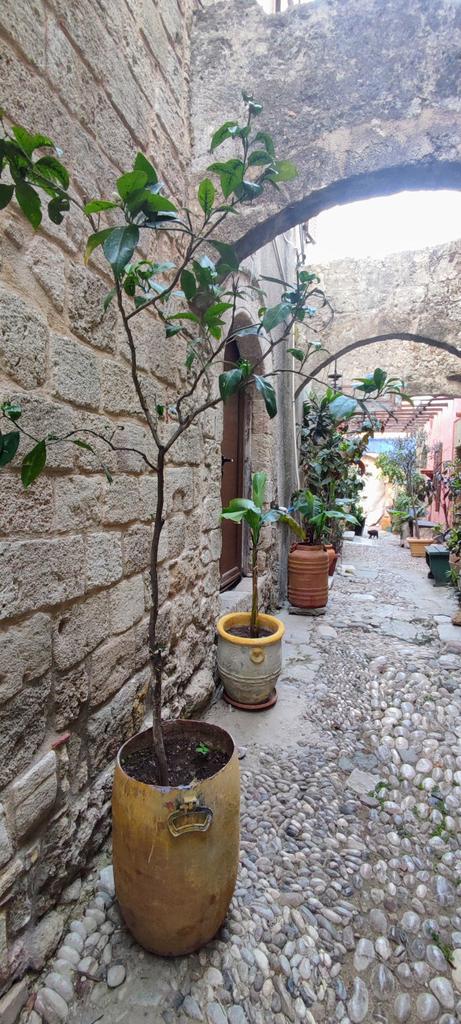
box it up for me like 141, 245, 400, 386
425, 399, 461, 524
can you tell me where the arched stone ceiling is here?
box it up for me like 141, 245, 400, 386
191, 0, 461, 259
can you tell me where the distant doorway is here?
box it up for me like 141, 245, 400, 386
220, 338, 244, 590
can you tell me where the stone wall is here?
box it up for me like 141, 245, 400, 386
0, 0, 225, 991
305, 241, 461, 397
192, 0, 461, 259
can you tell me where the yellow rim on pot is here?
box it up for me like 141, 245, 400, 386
217, 611, 285, 646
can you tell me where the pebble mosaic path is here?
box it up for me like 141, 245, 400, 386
21, 534, 461, 1024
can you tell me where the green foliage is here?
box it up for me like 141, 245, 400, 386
196, 742, 210, 757
291, 490, 359, 545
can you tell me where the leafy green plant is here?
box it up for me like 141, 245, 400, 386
290, 490, 359, 545
195, 743, 210, 758
1, 93, 327, 781
221, 472, 302, 637
376, 434, 429, 538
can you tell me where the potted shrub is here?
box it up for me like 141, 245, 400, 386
0, 97, 321, 954
217, 472, 301, 708
287, 491, 358, 608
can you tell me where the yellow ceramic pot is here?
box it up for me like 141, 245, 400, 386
112, 721, 240, 956
216, 611, 284, 705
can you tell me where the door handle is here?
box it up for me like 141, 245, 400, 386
221, 456, 234, 466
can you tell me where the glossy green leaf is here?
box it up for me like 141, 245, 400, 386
166, 325, 182, 337
103, 225, 139, 277
84, 227, 113, 265
133, 152, 158, 185
219, 367, 243, 401
0, 430, 20, 467
21, 440, 46, 488
248, 150, 272, 167
210, 240, 240, 271
328, 395, 358, 421
198, 178, 215, 216
48, 194, 70, 224
254, 375, 277, 418
1, 401, 22, 422
116, 169, 147, 201
84, 198, 119, 214
262, 302, 291, 332
15, 180, 41, 228
34, 155, 69, 189
208, 159, 244, 198
252, 471, 267, 509
210, 120, 239, 152
71, 438, 95, 453
204, 302, 233, 322
167, 310, 199, 322
12, 125, 53, 156
103, 287, 116, 311
180, 269, 197, 301
0, 183, 14, 209
254, 131, 275, 158
287, 348, 305, 361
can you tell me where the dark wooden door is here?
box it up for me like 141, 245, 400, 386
220, 339, 244, 590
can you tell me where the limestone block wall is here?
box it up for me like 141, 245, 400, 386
0, 0, 229, 990
308, 241, 461, 397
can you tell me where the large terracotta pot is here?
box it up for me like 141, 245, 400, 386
112, 721, 240, 956
408, 537, 434, 558
216, 611, 284, 705
325, 544, 338, 576
288, 543, 329, 608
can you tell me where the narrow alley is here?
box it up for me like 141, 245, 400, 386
39, 534, 461, 1024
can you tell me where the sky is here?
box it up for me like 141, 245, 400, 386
306, 191, 461, 262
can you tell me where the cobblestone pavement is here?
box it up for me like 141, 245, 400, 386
23, 535, 461, 1024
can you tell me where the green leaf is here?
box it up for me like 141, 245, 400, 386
21, 440, 46, 488
156, 404, 165, 417
252, 471, 267, 509
0, 430, 20, 467
180, 269, 197, 301
103, 225, 139, 277
33, 155, 69, 189
198, 178, 215, 217
287, 348, 305, 361
48, 194, 70, 224
254, 131, 275, 158
210, 240, 240, 272
127, 191, 177, 217
166, 325, 182, 337
248, 150, 273, 167
204, 302, 233, 322
235, 180, 263, 201
0, 183, 14, 210
219, 368, 243, 401
84, 198, 119, 214
254, 376, 277, 418
208, 159, 244, 198
248, 101, 263, 116
116, 169, 147, 201
167, 310, 199, 322
15, 180, 41, 228
210, 121, 239, 152
12, 125, 53, 156
328, 395, 358, 421
262, 302, 292, 332
103, 287, 116, 311
260, 273, 291, 288
84, 227, 113, 265
133, 152, 158, 185
102, 464, 113, 484
1, 401, 22, 422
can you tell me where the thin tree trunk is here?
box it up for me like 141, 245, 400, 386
250, 544, 258, 638
149, 448, 168, 785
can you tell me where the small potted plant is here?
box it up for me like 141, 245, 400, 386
287, 491, 359, 608
217, 472, 302, 709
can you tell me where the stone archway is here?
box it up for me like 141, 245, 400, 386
192, 0, 461, 258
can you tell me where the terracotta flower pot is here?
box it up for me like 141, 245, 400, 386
408, 537, 434, 558
325, 544, 338, 576
287, 543, 329, 609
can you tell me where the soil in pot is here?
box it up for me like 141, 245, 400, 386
227, 623, 275, 639
122, 735, 229, 788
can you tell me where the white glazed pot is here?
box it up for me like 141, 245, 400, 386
216, 612, 285, 705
